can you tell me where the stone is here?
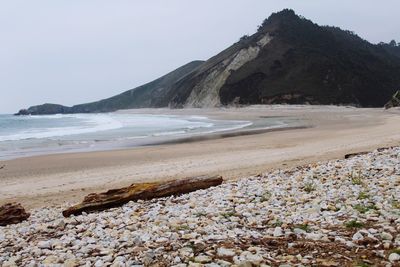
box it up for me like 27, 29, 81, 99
94, 260, 104, 267
0, 203, 30, 226
245, 253, 263, 265
37, 240, 52, 249
389, 253, 400, 262
194, 255, 212, 263
352, 231, 364, 241
381, 232, 393, 241
64, 258, 78, 267
217, 247, 236, 258
43, 255, 58, 264
2, 261, 17, 267
273, 227, 283, 237
306, 233, 323, 241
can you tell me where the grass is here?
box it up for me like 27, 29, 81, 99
349, 170, 364, 185
353, 262, 370, 267
260, 191, 272, 202
303, 182, 316, 193
345, 220, 364, 228
220, 210, 237, 219
357, 191, 369, 200
391, 248, 400, 254
392, 199, 400, 209
295, 223, 311, 232
174, 225, 190, 231
194, 212, 207, 217
272, 219, 283, 227
353, 204, 377, 214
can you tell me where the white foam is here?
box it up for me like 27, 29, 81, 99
0, 114, 123, 141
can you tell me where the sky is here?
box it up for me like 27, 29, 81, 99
1, 1, 399, 114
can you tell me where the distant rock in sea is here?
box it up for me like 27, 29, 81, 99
16, 9, 400, 115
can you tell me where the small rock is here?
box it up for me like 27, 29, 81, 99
2, 260, 17, 267
64, 258, 78, 267
352, 231, 364, 241
245, 253, 263, 265
194, 255, 212, 263
381, 232, 393, 241
217, 247, 236, 258
37, 240, 52, 249
306, 233, 322, 241
188, 262, 202, 267
43, 255, 58, 264
273, 227, 283, 237
389, 253, 400, 262
94, 260, 104, 267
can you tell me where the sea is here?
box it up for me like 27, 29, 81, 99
0, 113, 262, 160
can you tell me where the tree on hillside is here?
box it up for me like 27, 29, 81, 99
389, 40, 397, 46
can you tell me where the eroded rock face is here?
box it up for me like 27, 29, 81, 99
0, 203, 30, 226
185, 34, 273, 108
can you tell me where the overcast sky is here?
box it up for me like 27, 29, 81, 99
1, 0, 399, 114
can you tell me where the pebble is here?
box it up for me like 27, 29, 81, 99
194, 255, 212, 263
217, 248, 236, 258
352, 231, 364, 241
273, 227, 283, 237
37, 240, 52, 249
389, 253, 400, 262
381, 232, 393, 241
0, 147, 399, 265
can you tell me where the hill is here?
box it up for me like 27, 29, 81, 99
16, 60, 203, 115
16, 9, 400, 115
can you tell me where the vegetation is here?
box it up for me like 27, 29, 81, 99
392, 199, 400, 209
353, 204, 377, 214
295, 223, 311, 232
303, 182, 316, 193
357, 191, 369, 200
220, 9, 400, 107
349, 170, 364, 185
221, 209, 237, 219
272, 219, 283, 227
353, 262, 370, 267
345, 220, 364, 228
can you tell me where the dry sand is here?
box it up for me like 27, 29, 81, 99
0, 105, 399, 209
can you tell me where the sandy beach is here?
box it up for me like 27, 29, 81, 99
1, 105, 400, 209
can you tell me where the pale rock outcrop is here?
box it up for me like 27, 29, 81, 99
185, 34, 273, 107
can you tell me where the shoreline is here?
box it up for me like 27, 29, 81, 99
0, 105, 400, 209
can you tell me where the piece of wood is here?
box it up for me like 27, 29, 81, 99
344, 151, 369, 159
63, 175, 223, 217
0, 203, 30, 226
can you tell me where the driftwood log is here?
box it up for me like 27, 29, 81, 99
344, 151, 369, 159
0, 203, 30, 226
344, 146, 395, 159
63, 175, 223, 217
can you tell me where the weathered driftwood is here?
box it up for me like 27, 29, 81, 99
63, 175, 223, 217
0, 203, 30, 226
344, 151, 369, 159
384, 90, 400, 109
344, 146, 395, 159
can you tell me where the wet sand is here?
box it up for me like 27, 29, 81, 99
1, 105, 399, 209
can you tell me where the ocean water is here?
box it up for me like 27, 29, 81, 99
0, 113, 256, 160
